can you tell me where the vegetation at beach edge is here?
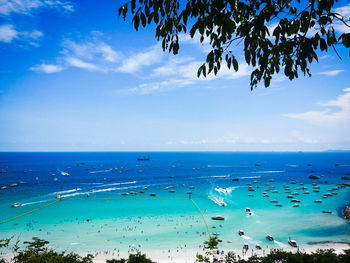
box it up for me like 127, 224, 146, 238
1, 237, 350, 263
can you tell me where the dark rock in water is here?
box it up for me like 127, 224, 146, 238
342, 206, 350, 220
309, 174, 320, 179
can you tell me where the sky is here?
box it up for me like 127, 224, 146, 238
0, 0, 350, 152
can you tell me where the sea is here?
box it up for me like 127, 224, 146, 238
0, 152, 349, 258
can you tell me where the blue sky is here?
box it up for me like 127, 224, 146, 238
0, 0, 349, 152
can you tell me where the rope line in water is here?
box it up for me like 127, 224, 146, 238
190, 198, 211, 238
0, 199, 61, 225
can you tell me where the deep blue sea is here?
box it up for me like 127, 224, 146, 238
0, 152, 349, 260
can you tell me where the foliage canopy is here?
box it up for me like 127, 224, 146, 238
119, 0, 350, 89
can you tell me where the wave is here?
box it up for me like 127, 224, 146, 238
252, 170, 285, 174
59, 192, 90, 198
239, 176, 261, 179
214, 186, 237, 195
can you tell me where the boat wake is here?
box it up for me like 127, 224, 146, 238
97, 181, 137, 188
54, 188, 81, 195
252, 170, 285, 174
274, 240, 288, 248
240, 235, 252, 240
208, 192, 227, 207
239, 176, 261, 179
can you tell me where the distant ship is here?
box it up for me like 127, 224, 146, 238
137, 157, 150, 161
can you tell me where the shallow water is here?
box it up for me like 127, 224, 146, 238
0, 152, 349, 255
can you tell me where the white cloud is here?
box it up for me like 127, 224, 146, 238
0, 24, 17, 42
0, 0, 75, 16
0, 23, 43, 44
121, 79, 195, 95
65, 57, 97, 70
285, 88, 350, 125
318, 69, 345, 76
117, 45, 163, 73
168, 134, 272, 146
31, 34, 121, 72
30, 63, 64, 73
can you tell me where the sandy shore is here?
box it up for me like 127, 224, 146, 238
88, 242, 350, 263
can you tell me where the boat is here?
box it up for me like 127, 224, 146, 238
139, 190, 145, 194
232, 178, 239, 181
143, 187, 148, 190
10, 184, 18, 187
19, 181, 27, 184
293, 204, 300, 207
238, 229, 244, 236
248, 194, 254, 197
55, 195, 61, 199
314, 200, 322, 203
137, 157, 150, 161
129, 192, 137, 195
308, 175, 320, 179
275, 204, 283, 207
243, 242, 249, 250
211, 216, 225, 220
189, 186, 195, 189
150, 193, 157, 196
1, 186, 7, 190
11, 202, 22, 208
219, 201, 227, 207
169, 190, 175, 193
291, 199, 300, 203
186, 191, 192, 194
266, 235, 274, 241
245, 208, 251, 212
322, 210, 332, 214
256, 244, 262, 250
121, 192, 129, 195
288, 239, 298, 247
270, 200, 278, 203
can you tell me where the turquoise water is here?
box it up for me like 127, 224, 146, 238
0, 152, 349, 256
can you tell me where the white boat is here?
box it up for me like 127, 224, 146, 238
238, 229, 244, 236
60, 171, 69, 176
288, 239, 297, 247
1, 186, 7, 190
11, 202, 22, 208
219, 201, 227, 207
256, 244, 262, 249
243, 242, 249, 250
266, 235, 274, 241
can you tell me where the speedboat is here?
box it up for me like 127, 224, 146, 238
288, 239, 297, 247
245, 208, 251, 212
255, 244, 262, 250
189, 186, 195, 189
243, 242, 249, 250
219, 201, 227, 207
314, 200, 322, 203
150, 193, 157, 196
266, 235, 274, 241
11, 202, 22, 208
10, 184, 18, 187
238, 229, 244, 236
211, 216, 225, 220
1, 186, 7, 190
